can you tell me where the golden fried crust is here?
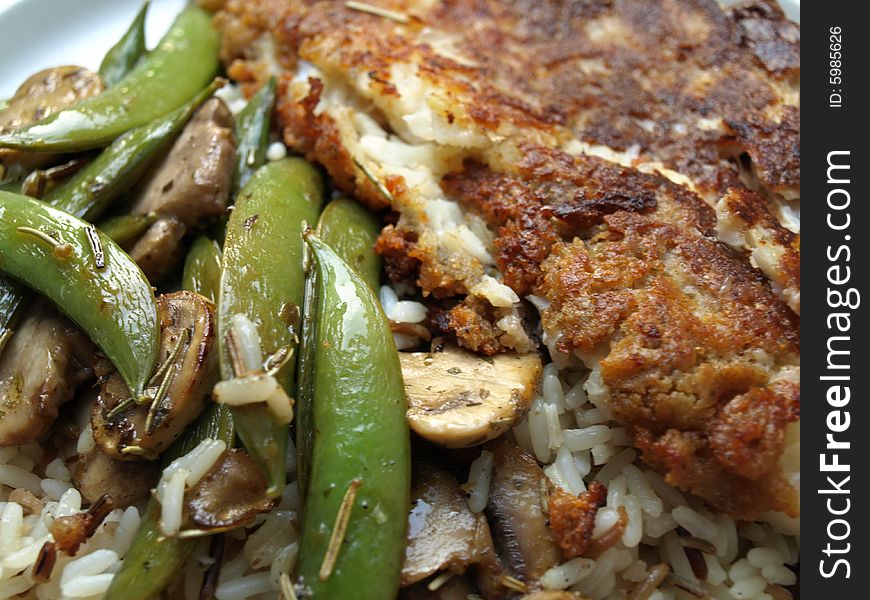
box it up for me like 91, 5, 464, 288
213, 0, 799, 202
425, 0, 800, 199
208, 0, 801, 519
539, 213, 799, 517
548, 482, 607, 559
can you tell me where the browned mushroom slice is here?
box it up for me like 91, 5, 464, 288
400, 345, 542, 448
124, 98, 236, 282
185, 449, 275, 531
70, 445, 160, 508
0, 300, 96, 446
486, 437, 561, 586
403, 463, 490, 586
0, 66, 104, 174
91, 290, 218, 460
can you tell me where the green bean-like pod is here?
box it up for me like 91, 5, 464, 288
294, 233, 410, 599
99, 1, 150, 88
96, 213, 157, 247
0, 191, 158, 399
296, 197, 382, 497
0, 5, 218, 152
218, 158, 325, 497
232, 77, 277, 194
104, 233, 233, 600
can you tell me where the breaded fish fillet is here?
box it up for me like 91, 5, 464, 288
208, 0, 799, 520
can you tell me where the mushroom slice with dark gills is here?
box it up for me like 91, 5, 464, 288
184, 448, 275, 532
92, 290, 218, 460
0, 299, 97, 446
127, 98, 236, 282
485, 437, 561, 589
402, 463, 494, 587
400, 345, 542, 448
0, 66, 104, 175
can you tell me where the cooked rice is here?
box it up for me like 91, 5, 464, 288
515, 354, 800, 600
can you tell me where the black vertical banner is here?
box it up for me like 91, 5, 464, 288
802, 2, 870, 597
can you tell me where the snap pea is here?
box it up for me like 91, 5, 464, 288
0, 5, 218, 152
294, 234, 410, 599
0, 81, 220, 354
296, 198, 381, 498
218, 158, 325, 498
0, 279, 25, 353
99, 1, 150, 88
104, 236, 233, 600
317, 198, 382, 290
182, 236, 223, 303
43, 80, 224, 220
0, 191, 158, 399
96, 213, 156, 247
233, 77, 276, 193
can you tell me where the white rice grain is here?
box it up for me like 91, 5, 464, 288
544, 403, 563, 450
671, 506, 718, 544
620, 495, 643, 548
266, 141, 288, 162
76, 424, 96, 455
541, 557, 596, 590
464, 451, 494, 513
528, 398, 552, 463
623, 464, 663, 518
563, 426, 612, 452
3, 535, 49, 570
41, 478, 73, 501
594, 448, 636, 484
62, 573, 115, 598
45, 458, 71, 482
160, 469, 188, 536
0, 501, 24, 557
61, 549, 119, 586
0, 464, 43, 494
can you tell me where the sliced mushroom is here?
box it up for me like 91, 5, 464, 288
400, 345, 542, 448
0, 300, 97, 446
403, 463, 490, 586
91, 291, 218, 460
185, 449, 275, 531
125, 98, 236, 281
128, 216, 187, 282
486, 437, 561, 585
0, 66, 104, 173
70, 445, 160, 508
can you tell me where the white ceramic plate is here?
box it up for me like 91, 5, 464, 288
0, 0, 800, 98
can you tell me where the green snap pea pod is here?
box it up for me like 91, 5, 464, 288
233, 77, 276, 193
0, 5, 218, 152
0, 191, 158, 399
104, 239, 233, 600
317, 198, 382, 290
182, 236, 223, 303
218, 158, 325, 497
0, 279, 25, 353
96, 213, 157, 247
295, 198, 381, 498
99, 1, 150, 88
0, 81, 220, 352
294, 234, 410, 599
43, 79, 223, 220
